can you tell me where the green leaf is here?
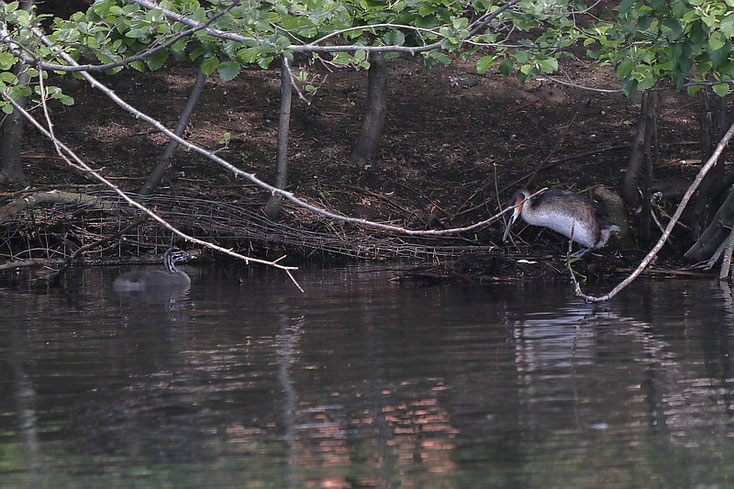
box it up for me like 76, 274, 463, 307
146, 8, 164, 23
189, 47, 205, 61
217, 60, 240, 81
477, 55, 497, 74
57, 95, 75, 106
520, 64, 534, 75
418, 4, 435, 16
713, 83, 729, 97
430, 52, 451, 65
146, 49, 169, 71
1, 103, 13, 114
498, 59, 514, 76
130, 60, 145, 72
710, 42, 731, 66
687, 84, 703, 95
257, 56, 273, 69
722, 13, 734, 37
537, 57, 558, 73
451, 17, 468, 30
615, 58, 635, 79
617, 0, 636, 16
709, 31, 726, 51
200, 56, 219, 75
660, 19, 682, 41
382, 30, 405, 46
125, 28, 150, 39
0, 52, 17, 70
622, 77, 638, 96
0, 72, 17, 83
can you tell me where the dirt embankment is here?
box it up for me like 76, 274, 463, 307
5, 54, 703, 277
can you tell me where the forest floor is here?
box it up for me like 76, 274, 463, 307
5, 53, 706, 280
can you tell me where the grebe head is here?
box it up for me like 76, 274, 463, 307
163, 247, 193, 273
502, 189, 530, 241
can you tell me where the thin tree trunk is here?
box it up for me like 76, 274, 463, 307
350, 52, 387, 167
623, 91, 656, 241
0, 0, 34, 184
139, 69, 207, 195
639, 92, 656, 241
622, 91, 650, 212
691, 89, 715, 239
691, 92, 730, 239
264, 56, 293, 219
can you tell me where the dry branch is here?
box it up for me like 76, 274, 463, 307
0, 190, 110, 223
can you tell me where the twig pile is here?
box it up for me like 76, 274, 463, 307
0, 191, 496, 262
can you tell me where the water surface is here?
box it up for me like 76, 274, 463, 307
2, 264, 734, 488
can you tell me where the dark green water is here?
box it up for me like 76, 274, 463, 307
1, 264, 734, 488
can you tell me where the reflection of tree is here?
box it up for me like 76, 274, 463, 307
275, 296, 300, 489
8, 360, 39, 461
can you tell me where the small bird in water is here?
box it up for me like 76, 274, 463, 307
502, 189, 620, 257
113, 247, 195, 290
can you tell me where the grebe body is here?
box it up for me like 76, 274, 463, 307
113, 248, 193, 290
503, 189, 620, 256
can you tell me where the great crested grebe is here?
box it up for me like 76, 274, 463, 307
502, 189, 620, 257
113, 247, 194, 290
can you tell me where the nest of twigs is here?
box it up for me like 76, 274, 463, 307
0, 189, 496, 266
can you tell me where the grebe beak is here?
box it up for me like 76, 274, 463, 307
502, 199, 523, 242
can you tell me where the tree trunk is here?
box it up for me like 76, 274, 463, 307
639, 92, 656, 242
263, 56, 293, 219
350, 52, 387, 167
622, 91, 650, 211
622, 91, 655, 241
139, 69, 207, 195
685, 185, 734, 262
0, 0, 35, 185
690, 90, 729, 240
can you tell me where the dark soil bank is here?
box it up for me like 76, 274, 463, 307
6, 53, 704, 278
